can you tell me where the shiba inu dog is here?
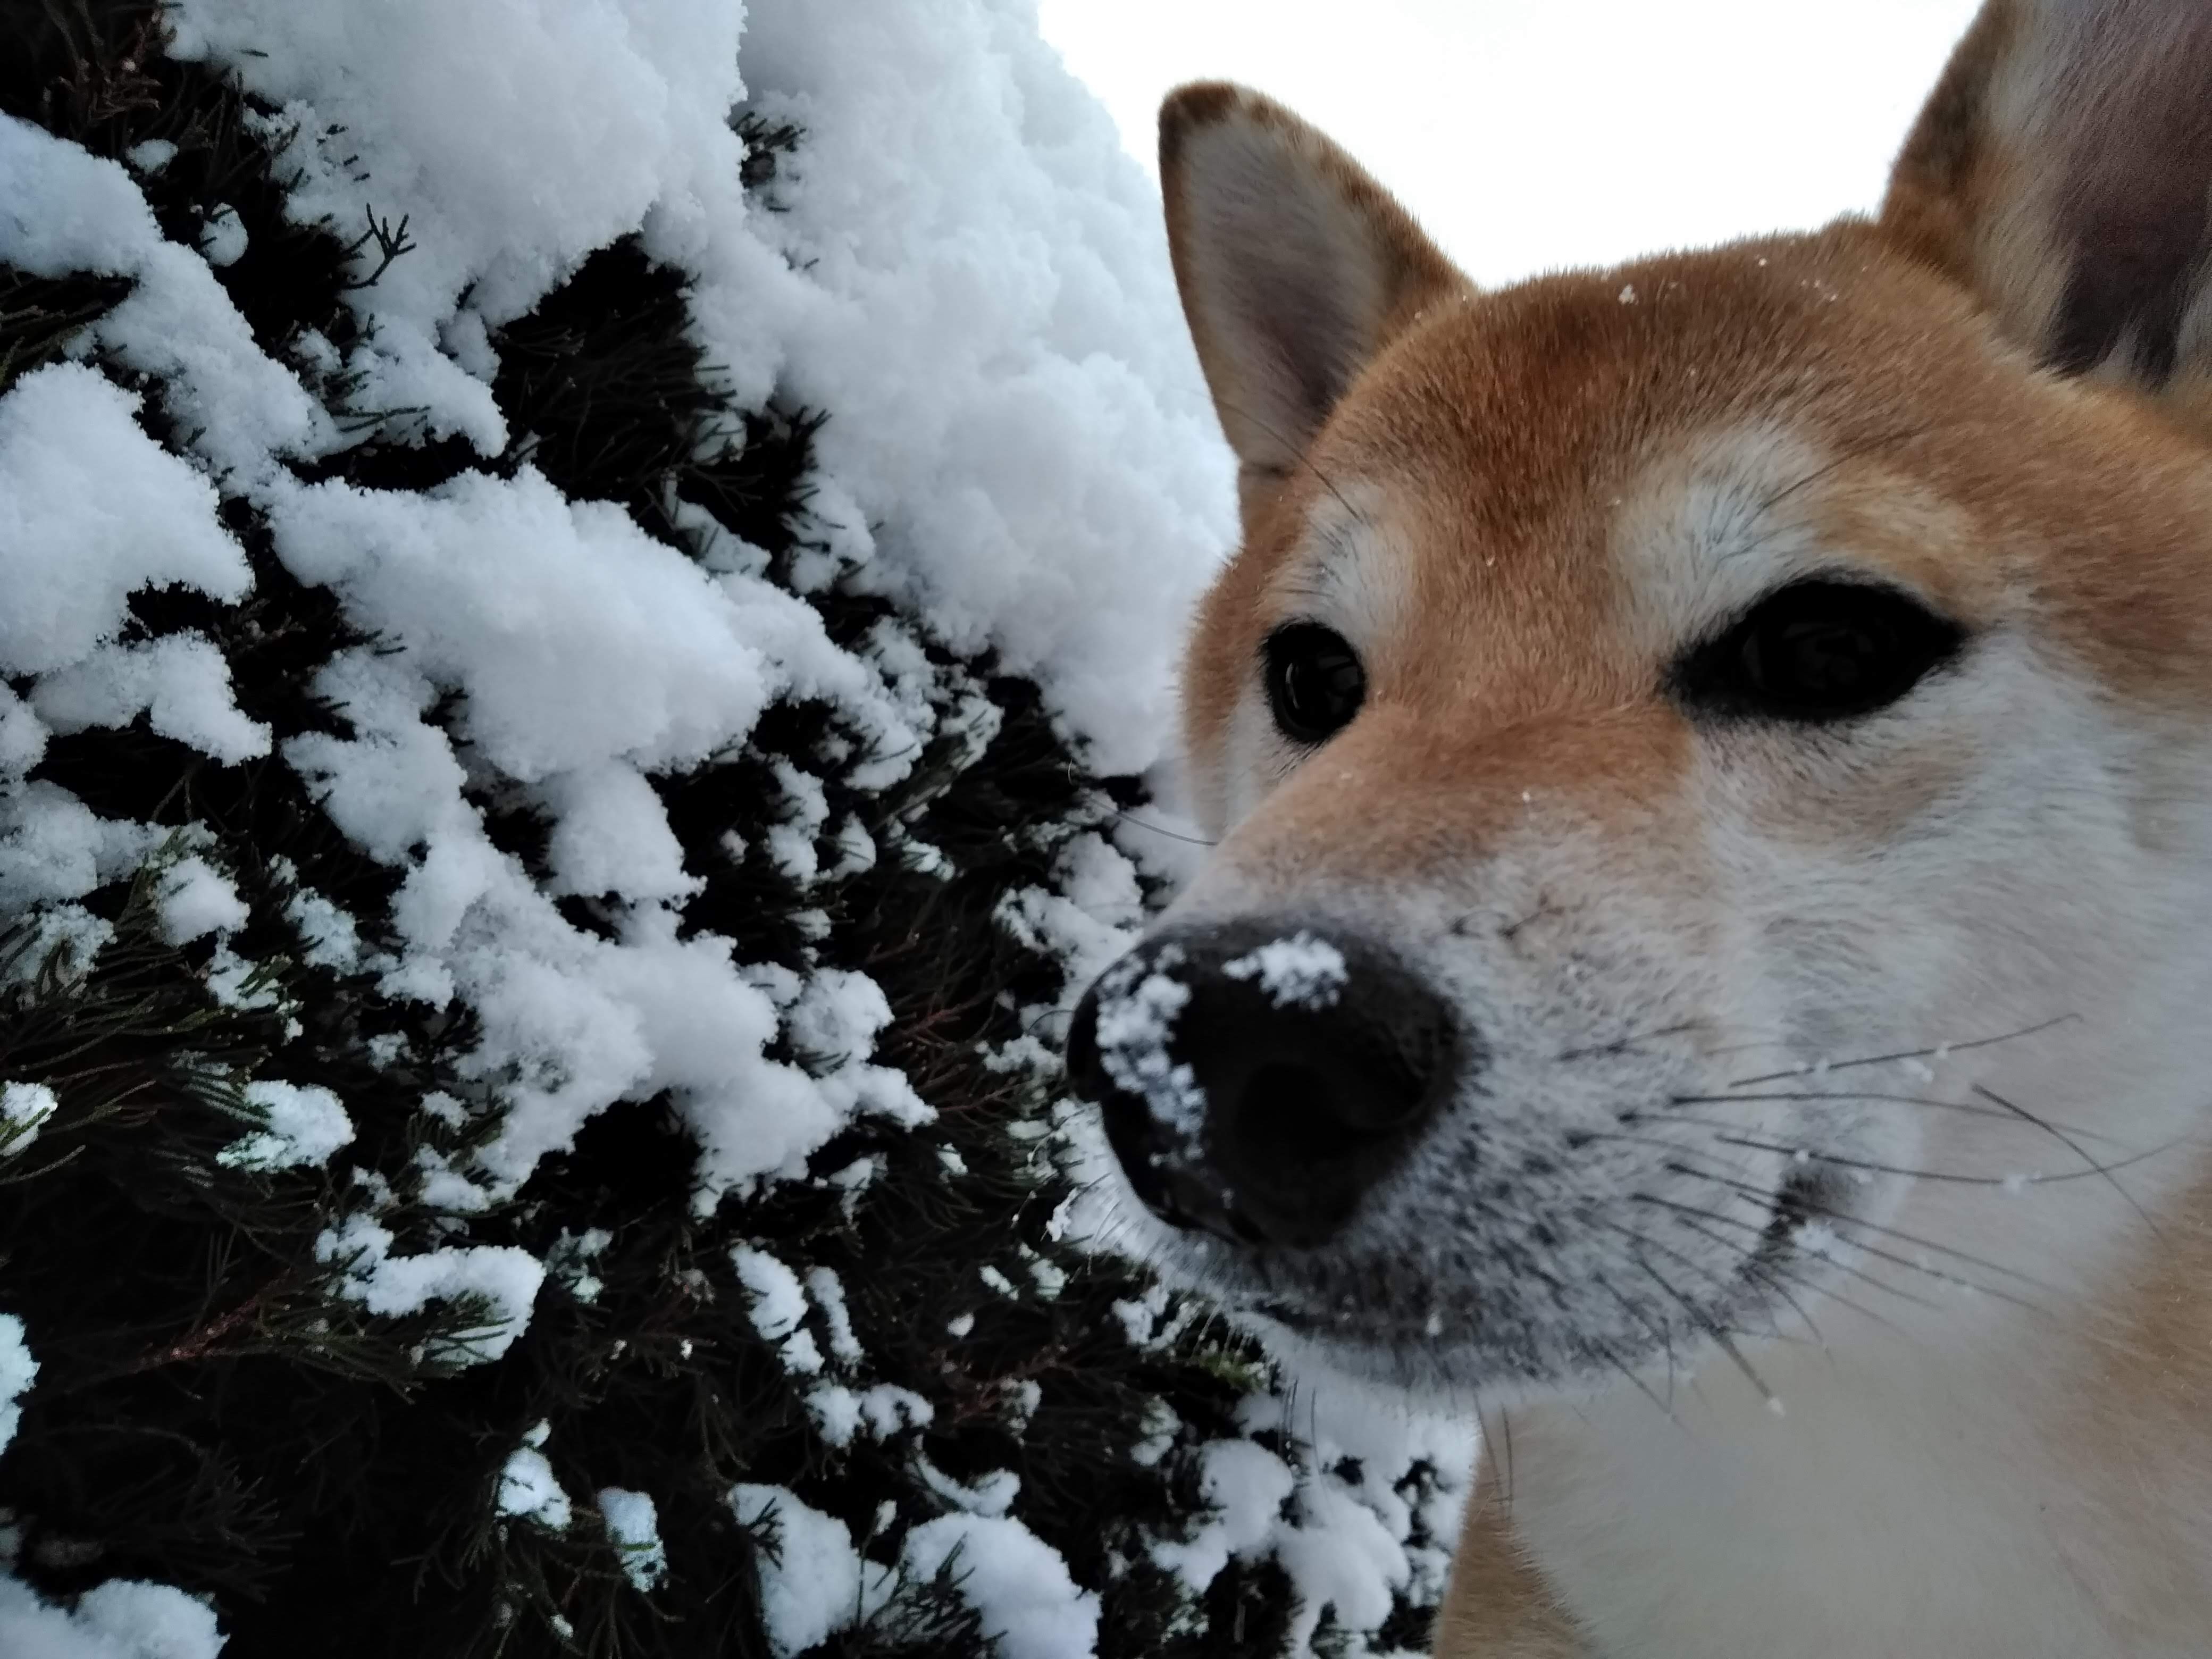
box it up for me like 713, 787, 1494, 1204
1065, 2, 2212, 1653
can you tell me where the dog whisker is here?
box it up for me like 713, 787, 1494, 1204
1596, 1270, 1681, 1403
1682, 1164, 2059, 1295
1709, 1131, 2192, 1189
1598, 1219, 1796, 1348
1664, 1089, 2128, 1145
1639, 1191, 1942, 1319
1554, 1018, 1717, 1064
1970, 1081, 2164, 1240
1111, 808, 1218, 848
1588, 1332, 1692, 1435
1725, 1013, 2081, 1090
1614, 1238, 1786, 1411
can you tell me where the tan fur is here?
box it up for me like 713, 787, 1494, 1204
1431, 1492, 1587, 1658
1141, 5, 2212, 1654
1160, 82, 1468, 527
1185, 230, 2212, 879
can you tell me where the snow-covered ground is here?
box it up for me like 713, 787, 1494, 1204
0, 2, 1478, 1653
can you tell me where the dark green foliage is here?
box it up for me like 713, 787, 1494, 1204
0, 4, 1444, 1655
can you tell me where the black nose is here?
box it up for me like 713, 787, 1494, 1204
1066, 919, 1460, 1249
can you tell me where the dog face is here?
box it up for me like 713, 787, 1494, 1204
1069, 4, 2212, 1400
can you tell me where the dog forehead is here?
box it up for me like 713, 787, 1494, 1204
1187, 219, 2212, 784
1259, 231, 1958, 697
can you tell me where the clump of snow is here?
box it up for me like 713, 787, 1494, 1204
216, 1081, 355, 1172
596, 1488, 668, 1592
33, 636, 271, 767
729, 1, 1235, 771
544, 1227, 612, 1303
123, 138, 177, 174
730, 1485, 894, 1659
733, 1246, 807, 1340
282, 882, 362, 971
497, 1423, 574, 1531
537, 765, 696, 904
0, 364, 253, 678
1222, 932, 1348, 1011
1088, 948, 1204, 1142
1150, 1438, 1296, 1593
0, 1574, 227, 1659
734, 1245, 826, 1373
901, 1513, 1100, 1659
764, 763, 830, 885
156, 858, 250, 946
803, 1266, 864, 1363
1110, 1284, 1172, 1349
915, 1456, 1020, 1520
805, 1382, 933, 1448
266, 468, 894, 785
0, 1314, 35, 1455
1155, 1392, 1478, 1656
0, 114, 329, 480
195, 205, 247, 268
1, 1083, 58, 1157
315, 1214, 543, 1364
0, 784, 162, 917
994, 835, 1147, 1012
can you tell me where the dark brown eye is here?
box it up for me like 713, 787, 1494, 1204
1673, 578, 1964, 722
1264, 623, 1365, 744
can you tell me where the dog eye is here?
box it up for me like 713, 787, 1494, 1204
1674, 578, 1964, 722
1264, 623, 1366, 743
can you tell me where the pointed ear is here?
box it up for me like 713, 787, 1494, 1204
1159, 83, 1469, 518
1881, 0, 2212, 426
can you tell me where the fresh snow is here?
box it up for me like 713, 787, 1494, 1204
901, 1512, 1100, 1659
1088, 948, 1205, 1142
159, 0, 1233, 769
314, 1214, 543, 1364
0, 115, 330, 481
733, 1246, 808, 1343
1, 1082, 58, 1155
1222, 932, 1348, 1011
497, 1426, 575, 1531
155, 858, 250, 946
0, 1576, 226, 1659
0, 363, 250, 676
730, 2, 1236, 771
0, 0, 1471, 1649
596, 1487, 668, 1592
0, 1314, 35, 1455
216, 1081, 356, 1172
730, 1484, 895, 1659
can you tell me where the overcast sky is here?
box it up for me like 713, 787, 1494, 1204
1036, 0, 1984, 288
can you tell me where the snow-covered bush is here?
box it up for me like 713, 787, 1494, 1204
0, 3, 1471, 1655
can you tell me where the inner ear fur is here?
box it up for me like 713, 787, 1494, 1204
1882, 0, 2212, 431
1159, 82, 1469, 522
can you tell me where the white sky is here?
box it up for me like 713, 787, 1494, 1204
1036, 0, 1984, 288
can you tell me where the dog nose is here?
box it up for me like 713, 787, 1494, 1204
1066, 919, 1459, 1249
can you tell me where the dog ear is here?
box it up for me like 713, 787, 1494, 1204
1882, 0, 2212, 428
1160, 83, 1469, 520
